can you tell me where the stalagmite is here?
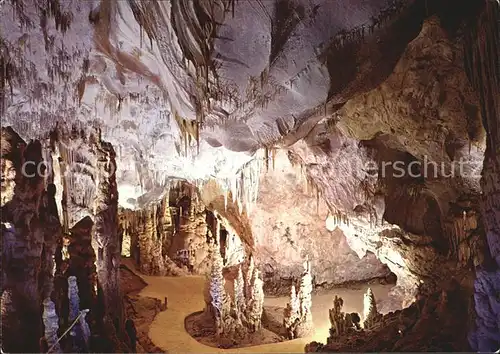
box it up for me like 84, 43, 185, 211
296, 257, 314, 337
247, 268, 264, 332
208, 241, 226, 335
68, 276, 80, 324
234, 266, 246, 314
68, 276, 91, 351
284, 258, 313, 338
328, 296, 345, 339
363, 288, 381, 329
42, 298, 61, 353
205, 247, 264, 340
245, 254, 255, 300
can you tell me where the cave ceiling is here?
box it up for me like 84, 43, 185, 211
0, 0, 486, 214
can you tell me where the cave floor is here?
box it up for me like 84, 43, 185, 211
123, 259, 393, 353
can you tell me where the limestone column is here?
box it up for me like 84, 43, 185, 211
93, 137, 123, 330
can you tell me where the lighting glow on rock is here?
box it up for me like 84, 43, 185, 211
325, 214, 338, 232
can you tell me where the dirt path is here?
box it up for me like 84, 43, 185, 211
123, 259, 393, 353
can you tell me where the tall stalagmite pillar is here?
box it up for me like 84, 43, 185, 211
93, 136, 123, 329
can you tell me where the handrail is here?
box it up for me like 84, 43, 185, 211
46, 310, 87, 354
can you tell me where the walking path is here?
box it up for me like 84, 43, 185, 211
124, 259, 392, 353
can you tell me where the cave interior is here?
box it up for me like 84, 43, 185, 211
0, 0, 499, 352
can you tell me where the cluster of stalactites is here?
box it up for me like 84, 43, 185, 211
220, 149, 265, 215
283, 257, 314, 339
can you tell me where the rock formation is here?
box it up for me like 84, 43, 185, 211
42, 298, 61, 353
118, 180, 215, 276
284, 258, 314, 338
245, 264, 265, 332
310, 279, 471, 352
68, 217, 97, 314
328, 296, 346, 339
252, 150, 393, 294
464, 2, 500, 351
326, 294, 362, 345
94, 136, 123, 330
0, 128, 60, 352
234, 266, 246, 315
363, 288, 381, 330
68, 276, 91, 352
205, 246, 264, 341
207, 240, 227, 336
283, 285, 300, 339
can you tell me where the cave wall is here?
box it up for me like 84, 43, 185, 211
465, 1, 500, 350
250, 150, 392, 293
1, 125, 133, 352
286, 15, 488, 307
1, 127, 60, 352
